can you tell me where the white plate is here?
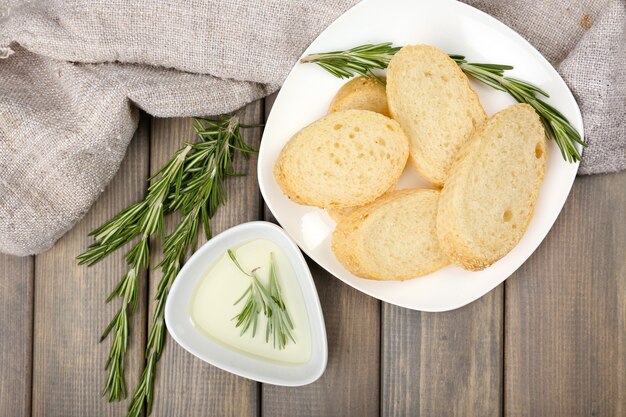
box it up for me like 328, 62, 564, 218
165, 222, 328, 386
258, 0, 583, 312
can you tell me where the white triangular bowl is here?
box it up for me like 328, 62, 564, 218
165, 221, 328, 386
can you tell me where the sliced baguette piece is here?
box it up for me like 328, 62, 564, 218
436, 104, 547, 271
328, 76, 390, 116
332, 189, 449, 280
274, 110, 409, 208
326, 78, 394, 219
386, 45, 487, 186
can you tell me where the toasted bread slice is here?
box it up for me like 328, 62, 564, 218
386, 45, 486, 186
332, 189, 449, 280
328, 76, 390, 116
436, 104, 547, 271
274, 110, 409, 208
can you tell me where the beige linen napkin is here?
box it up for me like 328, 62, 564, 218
0, 0, 624, 256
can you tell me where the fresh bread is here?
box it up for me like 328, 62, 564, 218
386, 45, 487, 186
436, 104, 547, 271
332, 189, 449, 280
328, 76, 390, 116
274, 110, 409, 208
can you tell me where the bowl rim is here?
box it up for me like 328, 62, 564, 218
165, 221, 328, 386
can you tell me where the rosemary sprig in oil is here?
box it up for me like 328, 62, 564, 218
302, 42, 585, 162
229, 250, 295, 349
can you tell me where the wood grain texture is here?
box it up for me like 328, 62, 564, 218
31, 115, 150, 417
261, 92, 381, 417
381, 289, 503, 417
505, 170, 626, 417
149, 102, 263, 417
0, 255, 33, 417
3, 88, 624, 417
261, 262, 381, 417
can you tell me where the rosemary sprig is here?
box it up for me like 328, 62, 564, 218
302, 42, 585, 162
126, 213, 197, 417
229, 250, 295, 349
450, 56, 585, 161
78, 116, 255, 416
300, 42, 400, 83
98, 238, 146, 401
127, 117, 254, 417
80, 140, 189, 402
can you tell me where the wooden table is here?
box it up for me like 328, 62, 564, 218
1, 96, 625, 417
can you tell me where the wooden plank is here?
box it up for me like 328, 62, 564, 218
149, 102, 263, 417
262, 262, 381, 417
381, 290, 503, 417
0, 255, 33, 417
261, 92, 381, 417
31, 115, 150, 416
505, 171, 626, 416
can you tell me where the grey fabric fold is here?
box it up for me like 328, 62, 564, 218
0, 0, 624, 256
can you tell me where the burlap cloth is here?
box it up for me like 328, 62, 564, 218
0, 0, 624, 256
